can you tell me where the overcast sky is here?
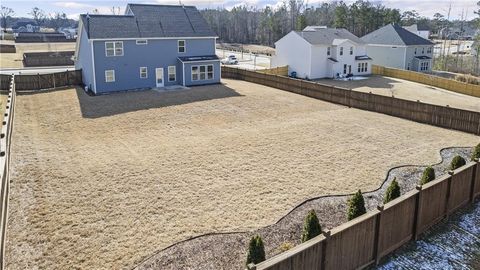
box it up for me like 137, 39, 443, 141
2, 0, 478, 21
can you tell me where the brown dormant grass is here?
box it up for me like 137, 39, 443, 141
6, 79, 479, 269
0, 42, 76, 68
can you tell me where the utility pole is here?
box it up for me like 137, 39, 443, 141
443, 3, 452, 70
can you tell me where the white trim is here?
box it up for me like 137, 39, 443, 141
74, 19, 83, 58
136, 39, 148, 45
178, 40, 186, 53
105, 41, 124, 57
403, 47, 407, 69
190, 64, 214, 82
139, 67, 148, 79
178, 59, 220, 64
367, 43, 408, 48
90, 40, 96, 93
182, 62, 186, 86
91, 36, 218, 41
168, 66, 176, 82
155, 68, 164, 87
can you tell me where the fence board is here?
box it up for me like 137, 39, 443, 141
448, 164, 475, 213
14, 70, 82, 91
417, 176, 450, 235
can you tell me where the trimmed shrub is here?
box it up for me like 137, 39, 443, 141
301, 210, 322, 242
384, 178, 401, 204
472, 143, 480, 161
420, 166, 435, 185
450, 155, 466, 170
246, 235, 265, 265
347, 190, 366, 221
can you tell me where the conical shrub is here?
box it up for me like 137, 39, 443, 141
450, 155, 466, 170
301, 210, 322, 242
347, 190, 366, 221
471, 143, 480, 161
384, 178, 401, 204
246, 235, 265, 265
420, 166, 435, 185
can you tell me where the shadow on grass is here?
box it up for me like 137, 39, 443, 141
74, 83, 244, 119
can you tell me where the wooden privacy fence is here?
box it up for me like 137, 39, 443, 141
256, 66, 288, 76
0, 76, 10, 91
372, 65, 480, 98
222, 67, 480, 136
0, 75, 15, 269
14, 70, 82, 91
250, 161, 480, 270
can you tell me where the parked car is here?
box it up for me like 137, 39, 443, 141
221, 55, 238, 65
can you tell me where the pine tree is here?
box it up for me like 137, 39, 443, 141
347, 190, 366, 221
420, 166, 435, 185
246, 235, 266, 265
301, 210, 322, 242
384, 178, 401, 204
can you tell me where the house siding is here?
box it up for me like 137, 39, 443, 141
92, 38, 217, 93
366, 45, 406, 69
272, 32, 312, 78
74, 27, 95, 91
183, 61, 221, 86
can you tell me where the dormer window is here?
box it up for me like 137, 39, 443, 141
327, 47, 331, 56
350, 47, 353, 55
340, 47, 343, 56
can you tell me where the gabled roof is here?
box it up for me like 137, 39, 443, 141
293, 28, 365, 45
361, 24, 433, 46
80, 4, 217, 39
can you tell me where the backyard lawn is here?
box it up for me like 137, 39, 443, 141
5, 79, 479, 269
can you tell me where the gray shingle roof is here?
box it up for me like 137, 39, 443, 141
294, 28, 365, 45
361, 24, 433, 46
80, 4, 217, 39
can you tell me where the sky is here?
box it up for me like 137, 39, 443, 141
1, 0, 478, 21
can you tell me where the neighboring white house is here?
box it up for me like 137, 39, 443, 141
271, 27, 372, 79
404, 24, 430, 40
362, 24, 434, 72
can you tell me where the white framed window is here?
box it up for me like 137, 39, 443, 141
427, 47, 432, 54
327, 47, 331, 56
349, 46, 353, 55
178, 40, 185, 53
357, 62, 368, 72
105, 70, 115, 82
168, 66, 176, 82
422, 47, 425, 54
192, 66, 199, 81
207, 65, 213, 80
191, 64, 214, 81
420, 61, 429, 71
364, 62, 368, 72
136, 39, 148, 45
105, 41, 123, 57
414, 48, 417, 55
340, 47, 343, 56
139, 67, 148, 79
358, 63, 361, 73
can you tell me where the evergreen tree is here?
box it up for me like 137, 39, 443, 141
420, 166, 435, 185
450, 155, 466, 170
471, 143, 480, 161
301, 210, 322, 242
384, 178, 401, 204
347, 190, 366, 221
246, 235, 266, 265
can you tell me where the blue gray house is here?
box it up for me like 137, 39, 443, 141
74, 4, 220, 94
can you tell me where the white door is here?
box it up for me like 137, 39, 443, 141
155, 68, 164, 87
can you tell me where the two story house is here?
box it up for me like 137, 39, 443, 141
271, 27, 372, 79
75, 4, 220, 94
361, 24, 434, 72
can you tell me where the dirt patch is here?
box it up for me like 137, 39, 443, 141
6, 79, 479, 269
0, 42, 75, 68
316, 75, 480, 112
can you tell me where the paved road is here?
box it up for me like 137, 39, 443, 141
216, 49, 271, 70
0, 66, 74, 75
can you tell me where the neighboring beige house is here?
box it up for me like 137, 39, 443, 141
362, 24, 434, 72
272, 27, 372, 79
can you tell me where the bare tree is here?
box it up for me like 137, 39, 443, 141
29, 7, 45, 26
110, 6, 121, 15
0, 6, 14, 31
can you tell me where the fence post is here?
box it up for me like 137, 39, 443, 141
445, 170, 454, 217
413, 185, 423, 240
66, 70, 69, 86
37, 73, 40, 90
320, 230, 330, 270
52, 73, 56, 89
374, 205, 384, 265
470, 159, 479, 203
